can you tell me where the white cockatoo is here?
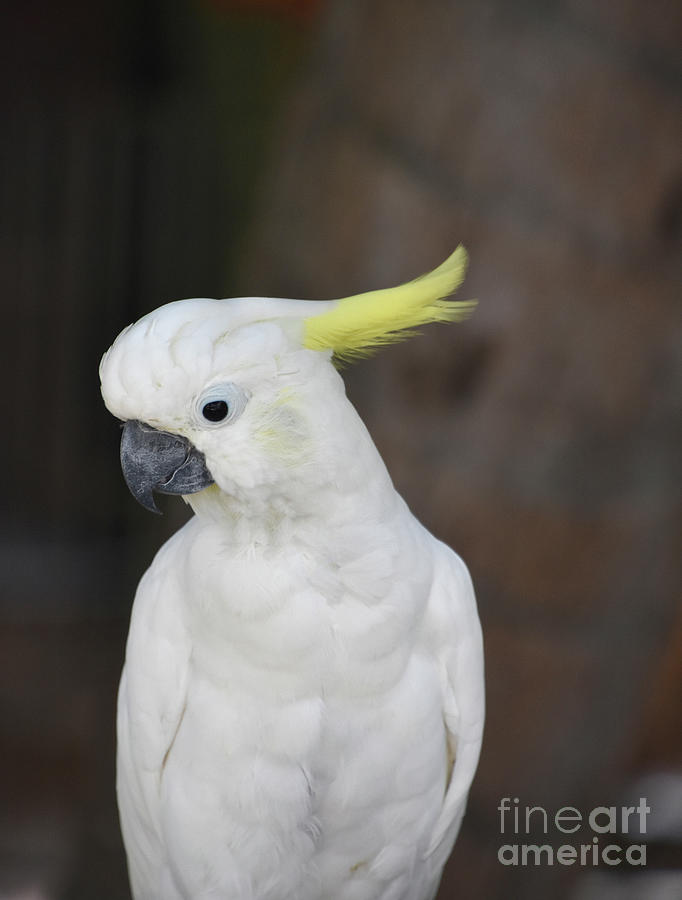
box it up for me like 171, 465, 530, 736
100, 246, 484, 900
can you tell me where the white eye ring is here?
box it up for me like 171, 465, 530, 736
195, 382, 248, 427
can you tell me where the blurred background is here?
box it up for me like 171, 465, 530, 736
1, 0, 681, 898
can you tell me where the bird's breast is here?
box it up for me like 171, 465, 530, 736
160, 646, 446, 899
121, 516, 444, 898
182, 520, 430, 701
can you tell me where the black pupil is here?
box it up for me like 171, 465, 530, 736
202, 400, 228, 422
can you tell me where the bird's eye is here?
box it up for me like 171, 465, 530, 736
202, 400, 228, 422
195, 383, 248, 427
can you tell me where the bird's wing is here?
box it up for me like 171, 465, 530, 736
117, 524, 194, 897
424, 541, 484, 866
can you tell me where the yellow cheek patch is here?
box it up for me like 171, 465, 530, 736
274, 386, 296, 407
303, 245, 475, 362
255, 401, 308, 462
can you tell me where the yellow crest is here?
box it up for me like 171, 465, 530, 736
303, 245, 475, 361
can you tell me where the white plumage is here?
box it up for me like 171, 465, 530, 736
100, 250, 484, 900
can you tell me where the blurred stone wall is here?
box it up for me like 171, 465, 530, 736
238, 2, 682, 898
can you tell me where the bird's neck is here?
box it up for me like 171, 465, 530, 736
187, 408, 399, 549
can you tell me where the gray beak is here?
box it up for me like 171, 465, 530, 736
120, 420, 214, 514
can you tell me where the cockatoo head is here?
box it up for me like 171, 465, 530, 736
100, 247, 474, 516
